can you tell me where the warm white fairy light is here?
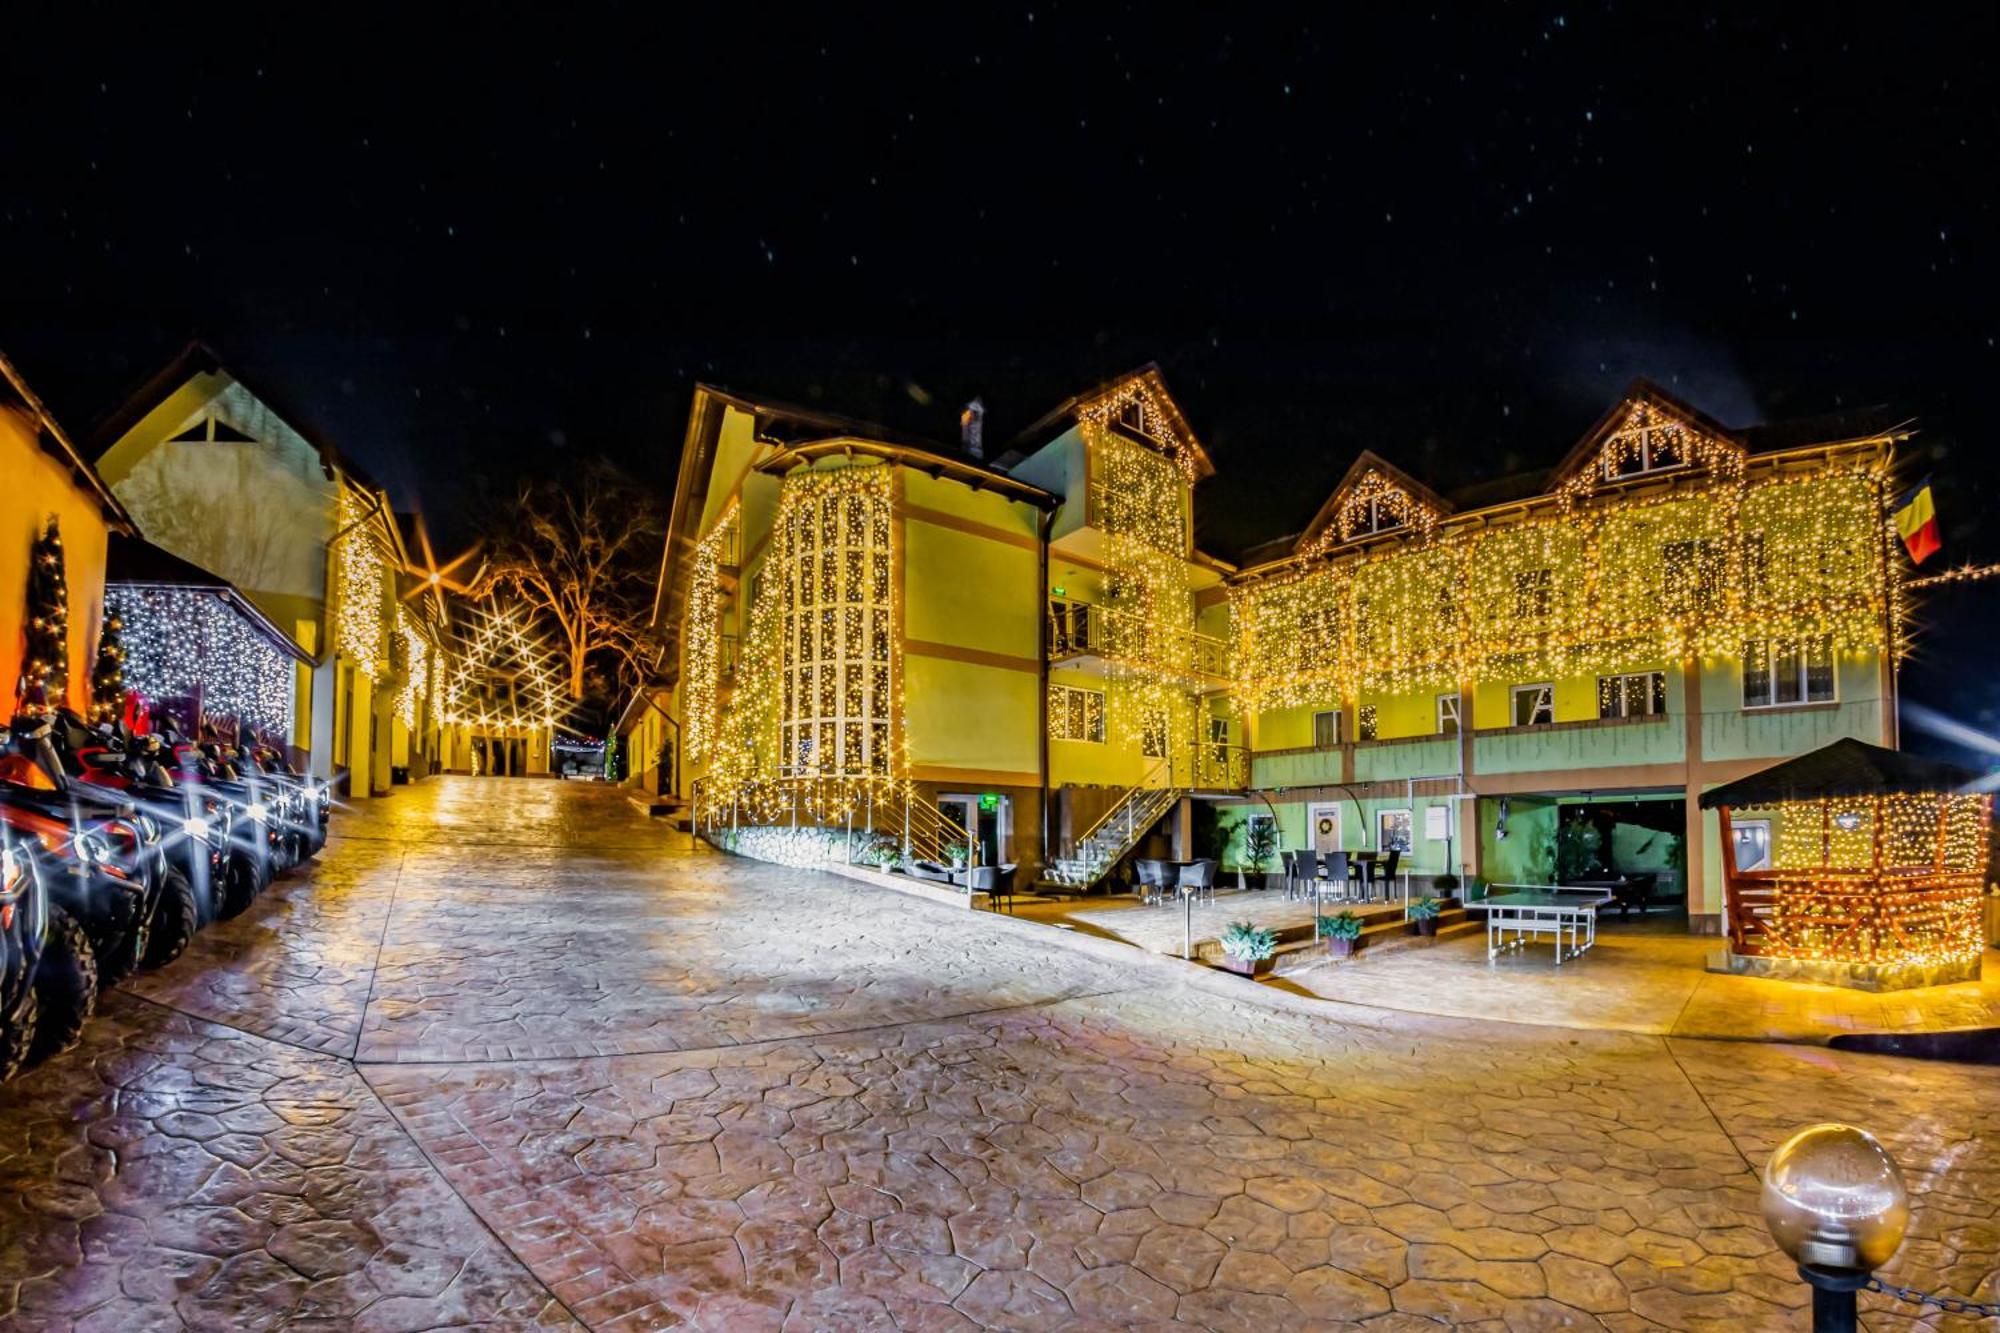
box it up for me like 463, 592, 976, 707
683, 499, 739, 764
334, 488, 389, 674
395, 607, 430, 730
1232, 412, 1893, 713
438, 600, 565, 733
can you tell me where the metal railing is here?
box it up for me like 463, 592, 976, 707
1046, 598, 1231, 681
688, 774, 969, 869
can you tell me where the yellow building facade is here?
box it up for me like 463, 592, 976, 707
93, 343, 447, 795
646, 372, 1907, 929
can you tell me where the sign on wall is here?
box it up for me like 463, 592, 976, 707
1425, 805, 1451, 841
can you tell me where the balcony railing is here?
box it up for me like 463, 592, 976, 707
1047, 599, 1230, 682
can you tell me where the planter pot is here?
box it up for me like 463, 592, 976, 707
1221, 954, 1274, 978
1408, 918, 1438, 938
1324, 936, 1358, 958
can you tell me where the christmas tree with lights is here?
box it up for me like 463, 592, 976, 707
18, 517, 69, 715
90, 607, 126, 722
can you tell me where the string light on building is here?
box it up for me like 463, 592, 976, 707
1757, 791, 1990, 968
106, 587, 295, 735
334, 488, 389, 674
1230, 420, 1894, 714
683, 499, 739, 764
394, 607, 430, 731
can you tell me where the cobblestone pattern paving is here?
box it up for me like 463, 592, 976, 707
2, 777, 1995, 1330
0, 995, 569, 1331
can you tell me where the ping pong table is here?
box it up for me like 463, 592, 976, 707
1482, 887, 1614, 965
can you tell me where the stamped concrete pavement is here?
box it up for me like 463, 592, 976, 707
2, 776, 1995, 1330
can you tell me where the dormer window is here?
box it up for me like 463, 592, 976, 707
1603, 421, 1688, 480
1353, 497, 1405, 535
1113, 397, 1164, 448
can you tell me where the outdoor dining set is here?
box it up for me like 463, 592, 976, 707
1280, 848, 1403, 903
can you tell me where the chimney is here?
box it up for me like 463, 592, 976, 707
960, 397, 986, 460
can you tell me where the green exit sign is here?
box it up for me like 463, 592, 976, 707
979, 793, 1000, 813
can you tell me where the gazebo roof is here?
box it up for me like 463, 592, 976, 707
1700, 737, 1980, 809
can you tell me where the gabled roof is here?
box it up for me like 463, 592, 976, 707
1700, 738, 1979, 808
1544, 377, 1743, 494
1004, 363, 1216, 480
0, 349, 136, 533
1295, 450, 1454, 555
104, 533, 313, 665
87, 339, 384, 494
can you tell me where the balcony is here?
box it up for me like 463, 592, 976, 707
1047, 598, 1230, 685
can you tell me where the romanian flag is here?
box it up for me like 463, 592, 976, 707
1893, 478, 1941, 566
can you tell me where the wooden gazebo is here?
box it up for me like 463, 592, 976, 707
1701, 738, 1990, 991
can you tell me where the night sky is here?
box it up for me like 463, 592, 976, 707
5, 8, 1996, 760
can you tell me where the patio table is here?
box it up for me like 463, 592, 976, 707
1482, 887, 1614, 965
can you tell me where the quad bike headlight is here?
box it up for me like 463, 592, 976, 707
246, 802, 269, 822
76, 831, 113, 865
183, 816, 212, 840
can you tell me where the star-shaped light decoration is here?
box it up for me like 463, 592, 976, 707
400, 516, 484, 616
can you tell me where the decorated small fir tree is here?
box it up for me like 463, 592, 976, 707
18, 516, 70, 715
90, 607, 126, 722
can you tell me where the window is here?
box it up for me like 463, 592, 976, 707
1598, 671, 1666, 719
1377, 808, 1413, 853
1511, 683, 1554, 727
1514, 567, 1553, 620
1140, 708, 1169, 758
1661, 539, 1724, 616
1436, 693, 1460, 736
777, 473, 895, 777
1743, 637, 1835, 709
1352, 496, 1404, 536
1050, 684, 1107, 742
1208, 716, 1232, 773
1604, 421, 1687, 479
1732, 819, 1772, 872
1312, 709, 1342, 748
1357, 704, 1378, 741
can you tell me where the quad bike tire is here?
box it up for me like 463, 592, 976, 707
141, 867, 199, 970
93, 913, 144, 993
219, 851, 260, 918
0, 984, 37, 1082
31, 908, 98, 1065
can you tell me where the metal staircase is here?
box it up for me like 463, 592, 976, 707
1044, 765, 1184, 891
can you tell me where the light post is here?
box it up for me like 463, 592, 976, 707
1762, 1123, 1909, 1333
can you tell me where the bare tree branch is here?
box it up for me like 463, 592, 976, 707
472, 460, 664, 707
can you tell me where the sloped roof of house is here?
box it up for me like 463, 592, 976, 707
1699, 738, 1979, 808
1001, 363, 1217, 480
87, 339, 385, 494
104, 533, 313, 664
1294, 449, 1456, 554
0, 349, 136, 533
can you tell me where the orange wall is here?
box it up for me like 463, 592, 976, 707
1, 404, 114, 715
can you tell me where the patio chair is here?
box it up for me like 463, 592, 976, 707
1374, 848, 1401, 901
1291, 849, 1318, 902
969, 863, 1018, 912
1320, 851, 1350, 907
1135, 858, 1170, 906
1279, 850, 1296, 899
1179, 858, 1218, 904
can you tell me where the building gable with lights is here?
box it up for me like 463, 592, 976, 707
92, 341, 444, 795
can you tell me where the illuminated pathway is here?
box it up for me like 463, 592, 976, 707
1, 778, 1994, 1329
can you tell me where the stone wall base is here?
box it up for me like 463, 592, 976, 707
1707, 948, 1982, 993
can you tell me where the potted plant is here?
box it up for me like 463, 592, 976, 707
1407, 895, 1442, 938
863, 841, 902, 871
1242, 820, 1280, 891
1218, 921, 1278, 977
943, 840, 970, 872
1318, 910, 1364, 958
1431, 872, 1459, 894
